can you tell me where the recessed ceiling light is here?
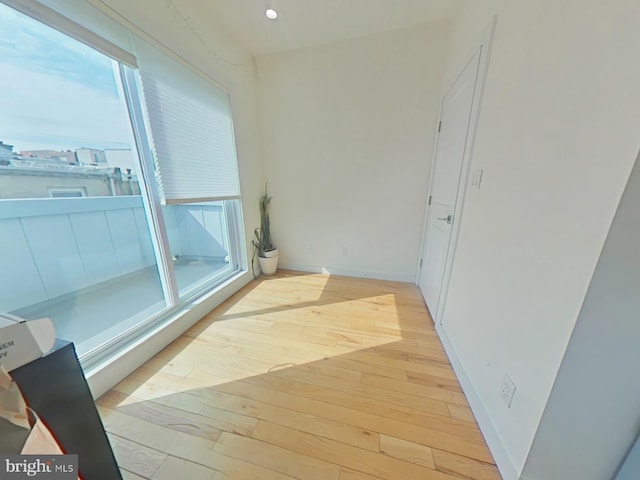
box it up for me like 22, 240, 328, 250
265, 8, 278, 20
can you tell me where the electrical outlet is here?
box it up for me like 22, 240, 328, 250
500, 374, 516, 408
342, 247, 348, 256
307, 244, 312, 253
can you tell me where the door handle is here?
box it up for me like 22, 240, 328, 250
437, 215, 453, 224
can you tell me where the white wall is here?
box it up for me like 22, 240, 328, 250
256, 23, 451, 282
436, 0, 640, 476
522, 150, 640, 480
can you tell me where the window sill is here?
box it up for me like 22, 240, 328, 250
84, 269, 253, 399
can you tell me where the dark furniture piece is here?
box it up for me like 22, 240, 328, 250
11, 340, 122, 480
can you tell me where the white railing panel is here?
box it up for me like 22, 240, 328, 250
69, 210, 121, 286
174, 204, 227, 258
105, 208, 146, 276
133, 207, 156, 267
0, 218, 48, 312
21, 213, 89, 299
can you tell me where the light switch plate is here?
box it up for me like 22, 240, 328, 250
471, 169, 484, 189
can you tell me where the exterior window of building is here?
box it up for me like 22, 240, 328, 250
48, 188, 87, 198
0, 2, 244, 360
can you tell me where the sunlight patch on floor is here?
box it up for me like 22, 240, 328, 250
108, 272, 433, 403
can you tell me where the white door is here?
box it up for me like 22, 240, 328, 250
419, 50, 481, 320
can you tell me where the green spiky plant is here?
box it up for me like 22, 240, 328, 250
252, 184, 276, 257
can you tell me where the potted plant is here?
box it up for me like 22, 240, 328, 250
252, 184, 279, 275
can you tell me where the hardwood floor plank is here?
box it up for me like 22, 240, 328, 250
406, 371, 463, 393
98, 271, 499, 480
100, 407, 218, 456
98, 389, 138, 408
216, 326, 352, 360
151, 456, 215, 480
208, 379, 487, 447
265, 368, 452, 417
205, 455, 298, 480
361, 373, 468, 405
239, 373, 453, 422
252, 421, 460, 480
373, 342, 449, 361
112, 376, 180, 402
116, 400, 223, 442
370, 347, 451, 368
143, 357, 193, 378
120, 469, 148, 480
379, 434, 435, 469
327, 329, 364, 345
212, 469, 295, 480
432, 449, 502, 480
108, 434, 166, 479
447, 404, 478, 423
102, 406, 292, 479
347, 350, 458, 380
321, 357, 408, 381
190, 388, 379, 451
295, 360, 363, 384
214, 432, 340, 480
339, 469, 383, 480
227, 378, 492, 462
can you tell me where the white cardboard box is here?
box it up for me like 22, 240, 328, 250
0, 314, 55, 372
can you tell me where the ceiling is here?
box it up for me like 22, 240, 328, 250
201, 0, 463, 57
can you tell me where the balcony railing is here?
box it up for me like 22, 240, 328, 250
0, 196, 229, 313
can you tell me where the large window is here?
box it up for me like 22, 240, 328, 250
0, 1, 244, 359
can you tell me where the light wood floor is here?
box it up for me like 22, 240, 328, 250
98, 270, 501, 480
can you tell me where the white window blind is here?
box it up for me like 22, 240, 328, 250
134, 40, 241, 204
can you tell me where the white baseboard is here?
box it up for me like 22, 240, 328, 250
279, 262, 416, 284
436, 322, 520, 480
85, 270, 253, 399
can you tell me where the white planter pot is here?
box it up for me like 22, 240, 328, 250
262, 248, 279, 258
258, 249, 279, 275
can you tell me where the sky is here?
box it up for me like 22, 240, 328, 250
0, 3, 132, 152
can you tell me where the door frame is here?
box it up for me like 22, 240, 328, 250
417, 16, 497, 326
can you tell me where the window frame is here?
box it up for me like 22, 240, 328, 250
0, 0, 247, 366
